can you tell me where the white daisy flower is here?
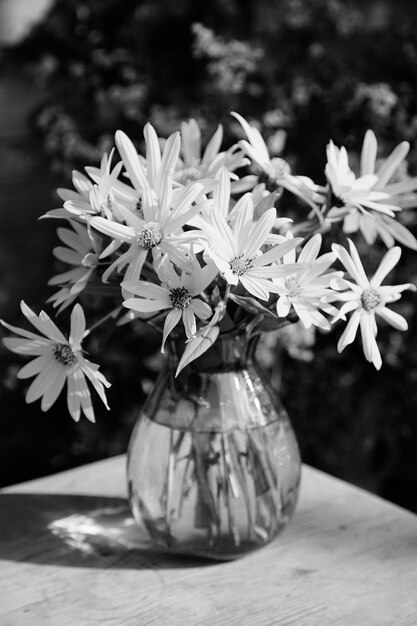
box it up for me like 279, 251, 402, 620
89, 125, 205, 284
48, 222, 102, 312
325, 140, 401, 223
273, 234, 341, 330
85, 149, 140, 211
57, 169, 93, 207
122, 256, 216, 352
200, 166, 292, 236
41, 169, 94, 220
201, 195, 303, 300
175, 119, 248, 188
331, 239, 416, 369
341, 208, 417, 251
231, 111, 325, 211
90, 179, 204, 284
342, 131, 417, 250
360, 130, 417, 200
1, 302, 111, 422
48, 150, 127, 221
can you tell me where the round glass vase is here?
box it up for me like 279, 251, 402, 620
126, 331, 301, 560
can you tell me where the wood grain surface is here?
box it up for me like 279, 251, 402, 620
0, 456, 416, 626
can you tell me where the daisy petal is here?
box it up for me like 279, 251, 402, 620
144, 123, 161, 188
53, 247, 83, 266
376, 306, 408, 331
254, 238, 303, 266
182, 307, 197, 338
332, 299, 360, 323
209, 207, 238, 259
347, 240, 370, 286
378, 283, 416, 298
41, 367, 67, 412
156, 132, 181, 195
189, 298, 212, 320
370, 247, 401, 287
360, 130, 377, 176
213, 167, 231, 218
332, 243, 369, 289
161, 309, 182, 353
2, 337, 50, 355
240, 275, 271, 300
276, 296, 291, 317
181, 119, 201, 165
337, 309, 361, 352
360, 314, 381, 369
121, 281, 169, 299
158, 174, 173, 217
0, 319, 47, 342
91, 217, 135, 243
159, 240, 191, 271
123, 298, 171, 313
79, 360, 111, 409
17, 355, 51, 379
192, 260, 219, 294
70, 304, 86, 346
298, 234, 322, 265
234, 208, 254, 254
25, 359, 63, 404
375, 141, 409, 189
250, 263, 301, 277
123, 248, 148, 284
66, 372, 81, 422
48, 267, 86, 286
115, 130, 149, 192
245, 208, 276, 258
19, 302, 67, 344
57, 226, 89, 252
71, 367, 95, 423
202, 125, 223, 165
164, 182, 204, 231
231, 112, 269, 164
292, 302, 314, 329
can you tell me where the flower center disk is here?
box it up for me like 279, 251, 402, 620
53, 344, 77, 366
258, 158, 290, 192
285, 276, 302, 298
361, 288, 381, 311
82, 252, 99, 268
230, 255, 253, 277
169, 286, 192, 309
175, 166, 201, 185
330, 191, 346, 209
271, 157, 290, 179
137, 222, 162, 250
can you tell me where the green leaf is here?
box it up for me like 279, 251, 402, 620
253, 192, 277, 219
175, 325, 220, 377
229, 293, 277, 318
254, 315, 294, 333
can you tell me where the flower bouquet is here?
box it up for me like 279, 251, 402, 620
2, 112, 416, 558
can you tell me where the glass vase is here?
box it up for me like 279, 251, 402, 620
126, 331, 301, 560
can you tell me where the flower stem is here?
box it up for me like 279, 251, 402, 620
83, 306, 121, 338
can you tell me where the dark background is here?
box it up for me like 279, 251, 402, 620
0, 0, 416, 512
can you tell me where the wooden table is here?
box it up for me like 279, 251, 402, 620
1, 456, 416, 625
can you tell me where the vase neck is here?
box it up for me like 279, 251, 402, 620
166, 332, 259, 374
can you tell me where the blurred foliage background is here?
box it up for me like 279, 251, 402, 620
0, 0, 416, 511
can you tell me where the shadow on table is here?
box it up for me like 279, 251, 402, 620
0, 493, 218, 569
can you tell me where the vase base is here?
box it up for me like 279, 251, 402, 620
137, 526, 287, 561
